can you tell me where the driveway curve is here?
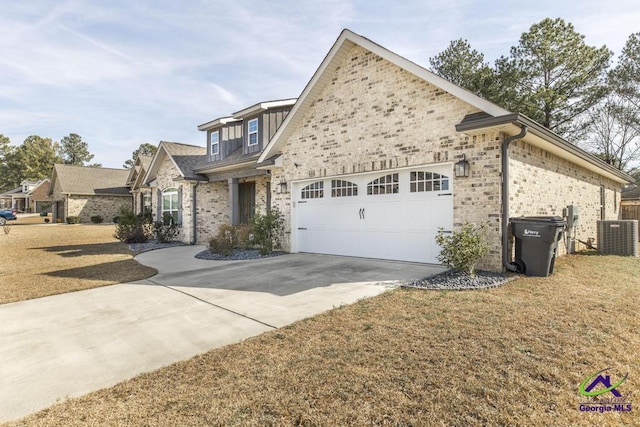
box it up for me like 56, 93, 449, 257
0, 246, 444, 423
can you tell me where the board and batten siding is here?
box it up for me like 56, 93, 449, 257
208, 121, 243, 162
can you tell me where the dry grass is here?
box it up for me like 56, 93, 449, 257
0, 223, 157, 304
7, 254, 639, 426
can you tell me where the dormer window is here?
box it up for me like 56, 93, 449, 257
210, 131, 219, 155
248, 118, 258, 146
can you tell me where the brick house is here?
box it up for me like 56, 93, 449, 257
144, 29, 631, 272
0, 179, 50, 212
49, 165, 132, 223
127, 155, 153, 215
254, 29, 632, 271
142, 100, 295, 244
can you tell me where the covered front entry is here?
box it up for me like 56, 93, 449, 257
291, 163, 453, 264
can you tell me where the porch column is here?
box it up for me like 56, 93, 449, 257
229, 178, 239, 225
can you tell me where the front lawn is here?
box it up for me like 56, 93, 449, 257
0, 224, 157, 304
7, 253, 638, 426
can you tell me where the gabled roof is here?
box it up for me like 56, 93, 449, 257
257, 29, 632, 185
258, 29, 509, 163
143, 141, 207, 185
49, 165, 130, 196
126, 155, 153, 187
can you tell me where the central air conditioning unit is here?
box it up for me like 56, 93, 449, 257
597, 220, 638, 256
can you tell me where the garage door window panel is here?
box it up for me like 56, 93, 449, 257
410, 171, 449, 193
332, 180, 358, 197
367, 173, 399, 195
301, 181, 324, 199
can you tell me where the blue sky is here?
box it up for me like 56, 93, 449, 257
1, 0, 638, 168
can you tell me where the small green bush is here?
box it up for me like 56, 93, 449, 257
66, 216, 81, 224
90, 215, 104, 224
435, 221, 490, 277
153, 212, 179, 243
251, 206, 285, 256
114, 207, 153, 243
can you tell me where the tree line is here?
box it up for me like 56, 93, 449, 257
0, 133, 158, 193
429, 18, 639, 181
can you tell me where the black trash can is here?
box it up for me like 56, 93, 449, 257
510, 216, 566, 277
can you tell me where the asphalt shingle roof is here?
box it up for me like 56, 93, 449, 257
52, 164, 130, 195
161, 141, 207, 180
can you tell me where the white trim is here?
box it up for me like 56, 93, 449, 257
247, 118, 259, 146
258, 29, 510, 164
197, 116, 239, 132
210, 130, 220, 155
233, 99, 297, 119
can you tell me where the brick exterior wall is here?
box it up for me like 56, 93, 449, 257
67, 195, 132, 223
268, 44, 625, 271
509, 140, 621, 255
195, 181, 228, 244
29, 180, 51, 212
152, 157, 191, 242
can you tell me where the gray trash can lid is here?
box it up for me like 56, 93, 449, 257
510, 216, 565, 225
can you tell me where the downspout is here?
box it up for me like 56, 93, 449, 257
502, 124, 528, 272
191, 181, 199, 245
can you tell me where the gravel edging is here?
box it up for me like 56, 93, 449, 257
195, 249, 287, 261
402, 269, 516, 290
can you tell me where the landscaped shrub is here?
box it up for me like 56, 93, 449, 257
90, 215, 104, 224
251, 206, 285, 255
66, 216, 81, 224
209, 224, 237, 256
235, 224, 253, 249
153, 212, 178, 243
44, 218, 50, 223
435, 221, 490, 277
113, 207, 153, 243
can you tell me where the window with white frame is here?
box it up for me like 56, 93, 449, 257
248, 118, 258, 146
210, 131, 219, 155
367, 173, 399, 195
301, 181, 324, 199
409, 171, 449, 192
143, 193, 152, 213
331, 180, 358, 197
162, 188, 179, 224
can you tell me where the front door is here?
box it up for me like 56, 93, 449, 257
239, 182, 256, 224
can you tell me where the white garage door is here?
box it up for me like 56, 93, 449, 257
292, 164, 453, 264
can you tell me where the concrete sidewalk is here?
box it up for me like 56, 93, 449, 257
0, 247, 444, 423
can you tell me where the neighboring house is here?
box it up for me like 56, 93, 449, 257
621, 185, 640, 224
0, 179, 50, 212
251, 29, 632, 271
49, 165, 132, 223
127, 155, 153, 215
29, 179, 51, 213
142, 100, 295, 244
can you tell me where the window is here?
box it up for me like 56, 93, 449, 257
143, 193, 152, 213
162, 188, 179, 224
248, 118, 258, 146
210, 131, 219, 155
332, 180, 358, 197
410, 171, 449, 192
367, 173, 399, 195
301, 181, 324, 199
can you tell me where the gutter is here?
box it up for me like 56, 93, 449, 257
501, 125, 528, 272
191, 181, 199, 245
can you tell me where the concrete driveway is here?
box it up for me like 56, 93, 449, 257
0, 246, 445, 422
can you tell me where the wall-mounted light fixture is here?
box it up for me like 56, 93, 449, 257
454, 154, 470, 178
278, 178, 288, 194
